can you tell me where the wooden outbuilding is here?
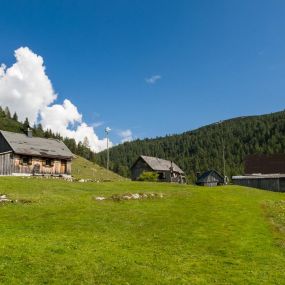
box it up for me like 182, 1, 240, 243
232, 174, 285, 192
0, 129, 73, 176
196, 170, 224, 186
232, 154, 285, 192
131, 155, 186, 183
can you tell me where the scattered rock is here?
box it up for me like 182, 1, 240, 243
95, 197, 106, 201
131, 193, 140, 199
94, 192, 164, 202
78, 178, 93, 183
0, 194, 34, 204
0, 194, 11, 203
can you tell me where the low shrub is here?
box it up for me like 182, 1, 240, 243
138, 171, 159, 182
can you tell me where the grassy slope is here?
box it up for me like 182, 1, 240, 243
1, 178, 285, 284
72, 156, 125, 181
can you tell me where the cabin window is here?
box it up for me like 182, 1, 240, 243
44, 159, 54, 167
21, 156, 32, 165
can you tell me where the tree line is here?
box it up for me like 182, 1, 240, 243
95, 110, 285, 181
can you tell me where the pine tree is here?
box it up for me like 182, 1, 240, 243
4, 107, 11, 119
12, 112, 18, 121
23, 117, 30, 130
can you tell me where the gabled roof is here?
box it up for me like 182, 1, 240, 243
197, 170, 224, 183
0, 130, 73, 159
135, 155, 184, 174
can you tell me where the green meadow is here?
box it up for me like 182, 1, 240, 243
1, 178, 285, 284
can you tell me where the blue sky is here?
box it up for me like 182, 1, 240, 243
1, 0, 285, 144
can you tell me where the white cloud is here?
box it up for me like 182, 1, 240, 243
0, 47, 56, 123
0, 47, 111, 152
118, 129, 133, 143
145, 75, 161, 84
91, 121, 104, 128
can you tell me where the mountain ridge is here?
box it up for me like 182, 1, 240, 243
95, 109, 285, 181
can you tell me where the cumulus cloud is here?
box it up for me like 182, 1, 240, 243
145, 74, 161, 84
0, 47, 56, 123
118, 129, 133, 143
0, 47, 111, 152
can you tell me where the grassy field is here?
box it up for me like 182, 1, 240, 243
71, 156, 125, 181
1, 178, 285, 284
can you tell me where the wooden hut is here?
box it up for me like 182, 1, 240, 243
0, 129, 73, 176
131, 155, 186, 183
232, 154, 285, 192
196, 170, 224, 186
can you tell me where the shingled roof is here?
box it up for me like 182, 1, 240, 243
138, 155, 184, 174
197, 170, 224, 183
0, 130, 73, 159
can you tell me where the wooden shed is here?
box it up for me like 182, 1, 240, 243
232, 174, 285, 192
131, 155, 186, 183
196, 170, 224, 186
232, 154, 285, 192
0, 129, 73, 176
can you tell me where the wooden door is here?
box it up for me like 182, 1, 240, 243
60, 160, 67, 174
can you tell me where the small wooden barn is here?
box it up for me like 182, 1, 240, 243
232, 154, 285, 192
196, 170, 224, 186
131, 155, 186, 183
0, 129, 73, 176
232, 174, 285, 192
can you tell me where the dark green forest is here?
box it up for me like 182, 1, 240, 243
95, 110, 285, 181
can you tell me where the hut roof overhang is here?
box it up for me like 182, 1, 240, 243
0, 130, 73, 159
132, 155, 184, 174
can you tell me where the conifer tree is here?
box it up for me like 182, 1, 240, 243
4, 107, 11, 119
12, 112, 18, 121
23, 117, 30, 130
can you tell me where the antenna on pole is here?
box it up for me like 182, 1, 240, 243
219, 120, 226, 184
105, 127, 111, 170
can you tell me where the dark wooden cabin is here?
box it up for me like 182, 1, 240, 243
0, 129, 73, 176
131, 155, 186, 183
196, 170, 224, 186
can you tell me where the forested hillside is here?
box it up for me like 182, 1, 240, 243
95, 110, 285, 181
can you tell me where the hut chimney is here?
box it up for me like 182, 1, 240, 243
27, 128, 33, 138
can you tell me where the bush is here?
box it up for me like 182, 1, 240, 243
138, 171, 159, 182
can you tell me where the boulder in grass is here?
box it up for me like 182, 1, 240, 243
95, 197, 106, 201
0, 194, 11, 203
131, 193, 140, 199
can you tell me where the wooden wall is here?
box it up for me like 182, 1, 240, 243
0, 152, 12, 175
0, 153, 71, 175
233, 177, 285, 192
